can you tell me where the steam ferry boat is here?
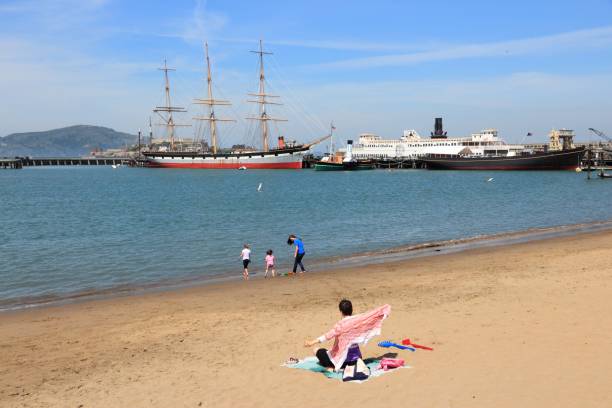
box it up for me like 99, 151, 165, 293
422, 129, 585, 170
347, 118, 584, 170
350, 118, 525, 160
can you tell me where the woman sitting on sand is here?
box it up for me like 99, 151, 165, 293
304, 300, 391, 371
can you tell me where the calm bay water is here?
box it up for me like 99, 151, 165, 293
1, 166, 611, 309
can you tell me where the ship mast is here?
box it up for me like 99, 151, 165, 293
247, 40, 287, 152
153, 60, 189, 151
193, 43, 235, 154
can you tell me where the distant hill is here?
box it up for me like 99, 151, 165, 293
0, 125, 137, 157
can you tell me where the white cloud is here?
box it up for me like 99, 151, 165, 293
313, 26, 612, 69
179, 0, 228, 43
287, 72, 612, 144
0, 0, 111, 31
0, 35, 160, 136
211, 37, 435, 52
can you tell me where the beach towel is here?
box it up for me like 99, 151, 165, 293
284, 357, 408, 382
321, 304, 391, 370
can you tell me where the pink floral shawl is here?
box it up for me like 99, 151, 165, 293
322, 304, 391, 370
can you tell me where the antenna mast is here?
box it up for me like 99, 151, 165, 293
148, 116, 153, 148
247, 40, 287, 151
330, 122, 335, 155
193, 43, 235, 154
153, 60, 189, 151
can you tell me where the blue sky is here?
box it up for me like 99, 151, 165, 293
2, 0, 612, 146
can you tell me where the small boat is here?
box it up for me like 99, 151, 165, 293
598, 170, 612, 179
314, 139, 375, 171
238, 166, 247, 170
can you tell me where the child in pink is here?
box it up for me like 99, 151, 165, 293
264, 249, 276, 278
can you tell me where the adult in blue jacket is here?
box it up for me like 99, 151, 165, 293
287, 234, 307, 273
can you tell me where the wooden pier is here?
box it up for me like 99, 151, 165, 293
1, 157, 131, 168
0, 158, 23, 169
23, 157, 130, 167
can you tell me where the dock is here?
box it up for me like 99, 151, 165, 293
1, 157, 132, 169
22, 157, 130, 166
0, 158, 23, 169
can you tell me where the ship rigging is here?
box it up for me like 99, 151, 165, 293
143, 41, 329, 169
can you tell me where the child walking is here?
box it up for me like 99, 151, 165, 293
264, 249, 276, 278
240, 244, 251, 280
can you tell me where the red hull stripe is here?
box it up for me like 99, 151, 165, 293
149, 161, 302, 169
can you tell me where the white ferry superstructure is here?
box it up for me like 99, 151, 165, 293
351, 128, 525, 160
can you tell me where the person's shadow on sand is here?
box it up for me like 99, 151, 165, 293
364, 352, 398, 364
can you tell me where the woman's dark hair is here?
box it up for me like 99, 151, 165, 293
287, 234, 296, 245
267, 249, 273, 255
339, 299, 353, 316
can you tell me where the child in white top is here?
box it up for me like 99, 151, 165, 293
264, 249, 276, 278
240, 244, 251, 280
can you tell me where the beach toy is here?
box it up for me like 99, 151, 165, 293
377, 340, 415, 351
379, 357, 405, 371
401, 338, 433, 351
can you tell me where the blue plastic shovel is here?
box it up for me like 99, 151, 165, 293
378, 340, 416, 352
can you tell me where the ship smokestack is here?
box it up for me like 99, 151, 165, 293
431, 117, 447, 139
343, 139, 353, 162
278, 136, 286, 149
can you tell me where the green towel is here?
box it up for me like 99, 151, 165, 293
285, 357, 383, 381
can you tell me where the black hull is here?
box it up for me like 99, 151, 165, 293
313, 160, 376, 171
422, 148, 585, 170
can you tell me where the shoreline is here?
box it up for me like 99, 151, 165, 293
3, 218, 612, 312
2, 226, 612, 407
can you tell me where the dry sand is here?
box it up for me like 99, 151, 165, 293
1, 229, 612, 408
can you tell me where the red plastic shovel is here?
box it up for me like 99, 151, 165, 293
402, 338, 433, 351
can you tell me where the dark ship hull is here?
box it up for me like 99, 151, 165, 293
313, 160, 376, 171
422, 148, 585, 170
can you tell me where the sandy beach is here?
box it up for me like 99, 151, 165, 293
2, 229, 612, 407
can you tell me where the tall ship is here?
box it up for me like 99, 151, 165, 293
350, 118, 526, 160
143, 42, 328, 169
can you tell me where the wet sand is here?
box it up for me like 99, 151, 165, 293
1, 229, 612, 407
